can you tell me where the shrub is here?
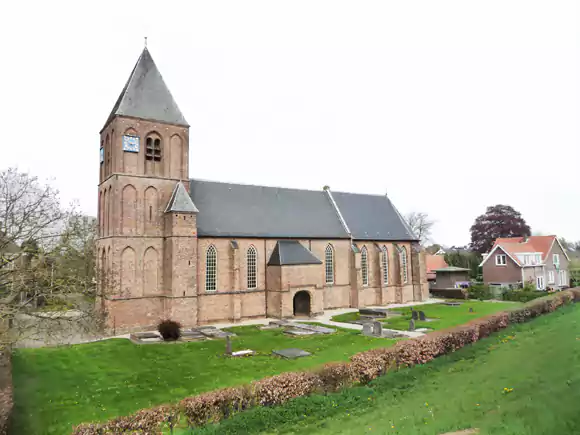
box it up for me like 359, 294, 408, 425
72, 405, 178, 434
349, 348, 397, 384
317, 362, 358, 392
0, 350, 13, 435
158, 319, 181, 341
503, 289, 546, 303
468, 283, 493, 300
181, 386, 252, 427
252, 371, 322, 407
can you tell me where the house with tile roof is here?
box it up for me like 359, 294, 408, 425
480, 235, 569, 290
96, 47, 429, 332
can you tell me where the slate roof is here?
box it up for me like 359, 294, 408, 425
189, 180, 349, 239
268, 241, 323, 266
103, 47, 188, 130
330, 192, 417, 241
165, 182, 199, 213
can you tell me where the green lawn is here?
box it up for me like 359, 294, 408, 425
192, 303, 580, 435
11, 324, 390, 434
331, 301, 519, 331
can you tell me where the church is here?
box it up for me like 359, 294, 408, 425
96, 47, 429, 332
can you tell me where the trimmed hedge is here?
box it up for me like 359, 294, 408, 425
0, 349, 12, 435
72, 289, 580, 434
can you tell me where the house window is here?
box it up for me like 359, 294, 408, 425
361, 246, 369, 286
247, 245, 257, 289
559, 270, 567, 286
548, 270, 555, 284
205, 245, 217, 292
536, 275, 544, 290
381, 246, 389, 285
495, 254, 507, 266
535, 254, 541, 264
325, 244, 334, 285
553, 254, 560, 266
400, 247, 408, 284
145, 136, 162, 161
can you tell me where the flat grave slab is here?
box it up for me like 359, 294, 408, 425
359, 308, 388, 317
231, 350, 256, 357
272, 348, 312, 359
132, 332, 160, 339
443, 302, 462, 306
284, 328, 317, 336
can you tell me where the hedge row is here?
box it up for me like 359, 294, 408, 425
73, 289, 580, 434
0, 349, 13, 435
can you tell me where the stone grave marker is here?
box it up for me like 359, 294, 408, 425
469, 307, 474, 313
225, 335, 232, 356
372, 321, 383, 337
419, 311, 426, 321
272, 348, 312, 359
443, 301, 462, 306
411, 310, 418, 320
409, 319, 416, 331
284, 329, 317, 336
362, 323, 373, 337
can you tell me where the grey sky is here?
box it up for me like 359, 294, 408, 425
2, 1, 579, 246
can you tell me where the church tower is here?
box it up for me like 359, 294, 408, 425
97, 46, 199, 332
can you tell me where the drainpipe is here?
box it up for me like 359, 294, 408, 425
264, 239, 268, 317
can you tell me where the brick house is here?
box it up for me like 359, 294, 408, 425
480, 235, 569, 290
96, 47, 429, 333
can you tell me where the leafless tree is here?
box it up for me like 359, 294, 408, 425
0, 168, 103, 348
405, 211, 434, 245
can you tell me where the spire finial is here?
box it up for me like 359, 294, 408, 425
144, 36, 148, 48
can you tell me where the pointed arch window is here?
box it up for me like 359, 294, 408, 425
361, 246, 369, 286
205, 245, 217, 292
146, 136, 162, 161
325, 244, 334, 285
400, 247, 408, 284
247, 245, 258, 289
381, 246, 389, 285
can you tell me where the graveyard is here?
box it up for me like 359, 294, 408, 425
185, 303, 580, 435
332, 301, 520, 332
11, 321, 391, 434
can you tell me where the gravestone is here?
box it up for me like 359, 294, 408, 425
443, 302, 461, 307
362, 323, 373, 337
284, 329, 317, 336
411, 310, 419, 320
469, 307, 474, 313
272, 348, 312, 359
372, 321, 383, 337
419, 311, 426, 321
409, 319, 416, 331
225, 335, 232, 356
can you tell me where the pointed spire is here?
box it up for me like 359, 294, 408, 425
165, 182, 199, 213
103, 47, 188, 130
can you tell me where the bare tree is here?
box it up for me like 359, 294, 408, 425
405, 212, 434, 245
0, 168, 101, 348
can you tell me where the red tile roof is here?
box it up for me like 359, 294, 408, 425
491, 235, 557, 266
425, 254, 448, 280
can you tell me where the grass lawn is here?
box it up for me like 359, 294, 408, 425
11, 324, 391, 434
192, 303, 580, 435
331, 301, 519, 331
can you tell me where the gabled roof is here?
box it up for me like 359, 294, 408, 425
425, 254, 448, 280
165, 182, 199, 213
189, 180, 349, 239
480, 235, 568, 267
103, 47, 188, 130
330, 192, 417, 241
267, 241, 322, 266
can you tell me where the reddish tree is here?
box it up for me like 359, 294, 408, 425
470, 204, 531, 253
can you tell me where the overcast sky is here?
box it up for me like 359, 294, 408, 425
2, 1, 579, 246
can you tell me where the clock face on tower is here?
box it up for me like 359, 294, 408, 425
122, 135, 140, 153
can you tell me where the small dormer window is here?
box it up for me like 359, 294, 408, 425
146, 136, 162, 161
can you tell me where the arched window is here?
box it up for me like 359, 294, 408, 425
400, 247, 408, 284
247, 245, 258, 289
325, 244, 334, 285
382, 246, 389, 285
146, 135, 162, 161
361, 246, 369, 286
205, 245, 217, 292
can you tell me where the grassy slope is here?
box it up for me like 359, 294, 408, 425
193, 303, 580, 435
11, 325, 389, 434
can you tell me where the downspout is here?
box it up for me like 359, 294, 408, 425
264, 239, 268, 317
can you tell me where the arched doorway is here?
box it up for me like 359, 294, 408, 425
293, 291, 311, 317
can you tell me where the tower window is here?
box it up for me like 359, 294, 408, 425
146, 136, 162, 161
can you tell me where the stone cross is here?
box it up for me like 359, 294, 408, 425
225, 335, 232, 355
409, 319, 416, 331
419, 311, 426, 321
